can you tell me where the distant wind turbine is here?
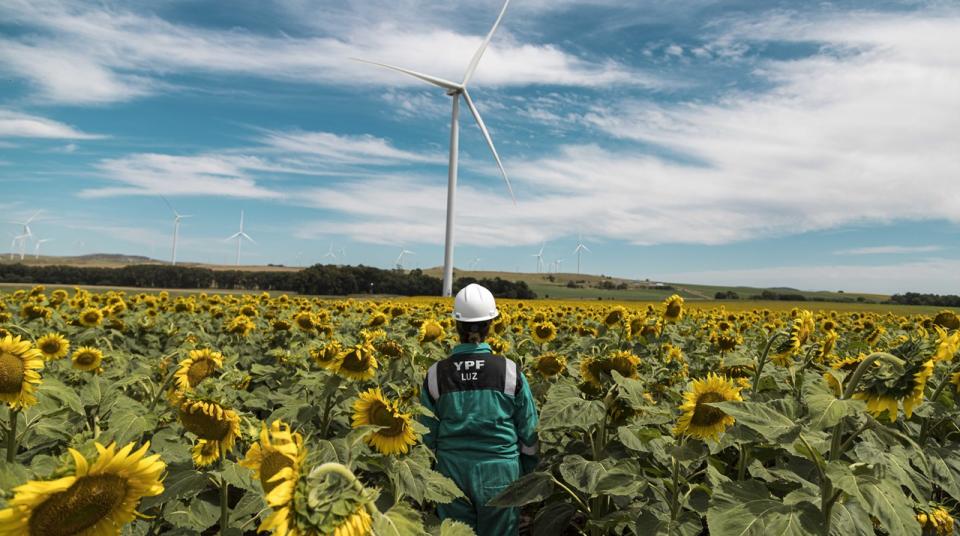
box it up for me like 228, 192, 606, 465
33, 238, 53, 260
162, 197, 191, 265
396, 249, 415, 270
338, 247, 347, 265
225, 210, 255, 266
10, 210, 39, 260
573, 234, 591, 274
354, 0, 516, 297
532, 243, 545, 273
554, 258, 564, 273
322, 243, 338, 263
470, 256, 482, 270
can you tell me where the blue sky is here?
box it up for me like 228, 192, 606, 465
2, 0, 959, 294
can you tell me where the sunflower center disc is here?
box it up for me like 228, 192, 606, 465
187, 359, 217, 387
29, 474, 129, 536
83, 313, 99, 324
538, 356, 562, 376
0, 351, 25, 394
179, 407, 232, 440
75, 352, 98, 367
40, 340, 61, 356
341, 351, 369, 372
666, 304, 681, 319
370, 403, 404, 437
536, 326, 553, 339
691, 392, 728, 427
260, 451, 294, 495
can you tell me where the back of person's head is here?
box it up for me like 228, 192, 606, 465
453, 283, 498, 344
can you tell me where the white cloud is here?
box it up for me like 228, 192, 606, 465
259, 130, 441, 165
81, 154, 285, 199
834, 245, 944, 255
658, 259, 960, 295
0, 0, 650, 105
0, 109, 104, 139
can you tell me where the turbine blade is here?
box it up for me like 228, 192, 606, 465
25, 210, 41, 224
350, 58, 461, 91
462, 90, 515, 204
462, 0, 511, 87
241, 233, 255, 244
160, 195, 178, 217
225, 232, 241, 241
582, 245, 591, 252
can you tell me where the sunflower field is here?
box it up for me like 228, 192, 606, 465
1, 285, 960, 536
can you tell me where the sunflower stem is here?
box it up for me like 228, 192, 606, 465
752, 332, 785, 398
314, 462, 365, 494
219, 442, 230, 535
841, 352, 897, 400
736, 444, 750, 481
552, 476, 591, 515
6, 407, 19, 463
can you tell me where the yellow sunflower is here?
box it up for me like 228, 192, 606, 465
663, 295, 684, 323
486, 336, 511, 354
916, 505, 955, 536
72, 346, 104, 372
226, 315, 255, 337
352, 388, 418, 455
240, 420, 305, 512
580, 350, 640, 386
173, 349, 223, 392
294, 311, 316, 332
0, 335, 44, 410
36, 333, 70, 361
334, 342, 379, 381
191, 439, 221, 468
0, 441, 165, 536
673, 373, 742, 441
933, 326, 960, 362
311, 340, 342, 370
178, 399, 242, 457
418, 320, 445, 344
853, 359, 935, 422
818, 330, 839, 361
603, 306, 628, 327
531, 321, 557, 344
534, 352, 567, 378
77, 307, 104, 327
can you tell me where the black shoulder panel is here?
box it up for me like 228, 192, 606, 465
437, 353, 506, 395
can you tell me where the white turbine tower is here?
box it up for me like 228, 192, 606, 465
225, 210, 255, 266
33, 238, 53, 260
396, 249, 414, 270
10, 234, 28, 260
162, 197, 191, 265
554, 258, 564, 273
10, 210, 39, 260
355, 0, 516, 297
573, 234, 591, 274
339, 247, 347, 265
322, 244, 338, 263
532, 243, 545, 273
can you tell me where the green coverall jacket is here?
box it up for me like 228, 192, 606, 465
420, 342, 540, 535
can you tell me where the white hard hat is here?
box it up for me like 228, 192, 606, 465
453, 283, 499, 322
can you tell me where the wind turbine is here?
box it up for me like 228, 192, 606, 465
162, 197, 191, 265
322, 243, 338, 263
532, 243, 545, 273
573, 234, 591, 274
470, 256, 482, 270
33, 238, 53, 260
354, 0, 516, 297
10, 210, 39, 260
554, 258, 564, 273
9, 234, 28, 260
338, 247, 347, 265
225, 210, 255, 266
396, 249, 415, 270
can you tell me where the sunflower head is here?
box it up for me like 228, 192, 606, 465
352, 388, 418, 455
226, 315, 255, 336
78, 307, 104, 327
240, 420, 306, 502
663, 295, 684, 323
335, 342, 379, 381
580, 351, 640, 386
0, 441, 165, 536
673, 373, 743, 441
603, 306, 628, 327
0, 335, 44, 410
535, 352, 567, 378
36, 333, 70, 361
531, 321, 558, 344
177, 399, 242, 456
418, 320, 445, 344
294, 311, 316, 331
916, 505, 955, 536
311, 340, 342, 370
71, 346, 104, 373
174, 349, 224, 392
852, 358, 935, 421
933, 311, 960, 331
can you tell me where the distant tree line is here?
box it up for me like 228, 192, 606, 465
0, 263, 537, 298
888, 293, 960, 307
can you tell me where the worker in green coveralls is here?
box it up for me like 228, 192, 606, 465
420, 283, 540, 535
